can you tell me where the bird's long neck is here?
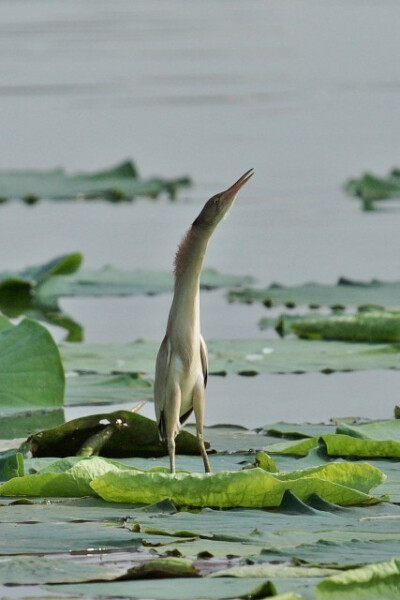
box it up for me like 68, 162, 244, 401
167, 224, 212, 341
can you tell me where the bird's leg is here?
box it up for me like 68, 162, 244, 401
193, 380, 211, 473
165, 383, 181, 474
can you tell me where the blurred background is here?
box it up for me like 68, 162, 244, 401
0, 1, 399, 425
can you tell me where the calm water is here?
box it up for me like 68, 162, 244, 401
1, 1, 400, 426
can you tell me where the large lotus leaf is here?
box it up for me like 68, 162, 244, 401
0, 457, 384, 506
228, 279, 400, 310
65, 373, 154, 406
0, 555, 124, 584
0, 318, 64, 410
0, 160, 191, 202
257, 539, 400, 570
0, 456, 123, 497
0, 519, 142, 555
323, 434, 400, 459
49, 579, 278, 600
316, 558, 400, 599
336, 419, 400, 441
275, 462, 384, 494
92, 464, 384, 507
266, 433, 400, 459
281, 312, 400, 343
28, 410, 206, 458
128, 500, 400, 549
0, 496, 155, 524
60, 337, 400, 376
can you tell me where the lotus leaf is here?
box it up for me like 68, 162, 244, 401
0, 318, 64, 410
28, 410, 206, 458
316, 558, 400, 598
60, 337, 400, 376
49, 578, 279, 600
267, 435, 400, 459
228, 278, 400, 310
336, 419, 400, 441
0, 456, 121, 497
91, 463, 384, 507
0, 160, 191, 202
345, 168, 400, 210
281, 311, 400, 343
0, 555, 124, 584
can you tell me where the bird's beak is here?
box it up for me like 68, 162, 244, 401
221, 168, 254, 203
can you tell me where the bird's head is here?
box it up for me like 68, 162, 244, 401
192, 169, 254, 231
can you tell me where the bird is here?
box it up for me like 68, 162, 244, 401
154, 169, 254, 473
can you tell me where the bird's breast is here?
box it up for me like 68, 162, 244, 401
169, 351, 203, 417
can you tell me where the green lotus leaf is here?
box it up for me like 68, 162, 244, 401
49, 578, 279, 600
210, 564, 336, 578
285, 311, 400, 343
0, 318, 64, 411
228, 279, 400, 310
0, 160, 191, 203
60, 337, 400, 376
267, 432, 400, 459
316, 558, 400, 599
0, 555, 124, 584
28, 410, 206, 458
336, 419, 400, 441
124, 557, 199, 579
91, 464, 384, 508
0, 450, 24, 481
0, 456, 123, 497
345, 168, 400, 210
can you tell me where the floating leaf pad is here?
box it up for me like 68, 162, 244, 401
345, 168, 400, 210
0, 457, 385, 507
316, 558, 400, 599
0, 555, 124, 584
60, 337, 400, 376
267, 432, 400, 459
280, 311, 400, 343
91, 462, 384, 508
228, 278, 400, 310
28, 410, 207, 458
0, 160, 191, 203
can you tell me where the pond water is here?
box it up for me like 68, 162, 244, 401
1, 0, 400, 427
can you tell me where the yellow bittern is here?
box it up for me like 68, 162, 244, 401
154, 169, 254, 473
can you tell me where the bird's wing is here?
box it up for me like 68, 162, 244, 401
154, 335, 171, 439
200, 335, 208, 388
